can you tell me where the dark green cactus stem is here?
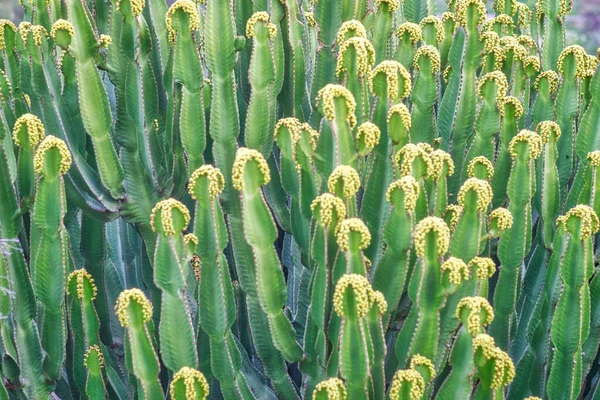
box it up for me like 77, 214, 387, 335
538, 0, 569, 70
395, 22, 421, 69
372, 0, 399, 61
366, 291, 387, 399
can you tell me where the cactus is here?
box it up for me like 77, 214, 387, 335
0, 0, 599, 398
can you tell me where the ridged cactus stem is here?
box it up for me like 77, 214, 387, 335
372, 1, 397, 62
84, 346, 107, 399
536, 122, 561, 248
411, 45, 440, 144
492, 97, 522, 207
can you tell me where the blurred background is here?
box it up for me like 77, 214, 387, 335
0, 0, 599, 53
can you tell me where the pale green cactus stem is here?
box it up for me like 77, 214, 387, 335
483, 14, 514, 37
293, 122, 320, 219
395, 143, 433, 219
395, 22, 422, 69
388, 103, 412, 149
372, 0, 400, 62
312, 378, 347, 400
115, 289, 164, 399
12, 113, 44, 209
0, 20, 27, 115
84, 345, 106, 399
574, 152, 600, 217
537, 0, 570, 70
388, 368, 425, 400
428, 149, 455, 216
472, 334, 516, 399
232, 148, 303, 362
366, 291, 388, 398
535, 121, 561, 248
420, 16, 444, 47
411, 45, 441, 144
532, 70, 559, 127
169, 367, 210, 400
328, 165, 360, 216
335, 218, 371, 275
440, 13, 458, 69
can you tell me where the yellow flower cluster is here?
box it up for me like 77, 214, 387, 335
387, 103, 411, 129
389, 369, 425, 400
34, 135, 72, 175
442, 12, 457, 32
246, 12, 277, 40
67, 269, 98, 300
469, 257, 496, 280
481, 31, 500, 53
444, 204, 463, 230
443, 65, 453, 83
50, 19, 74, 39
557, 45, 587, 77
335, 218, 371, 251
98, 34, 112, 48
150, 198, 191, 235
396, 22, 422, 44
582, 54, 599, 78
166, 0, 200, 43
536, 121, 561, 143
386, 176, 420, 210
473, 334, 516, 389
414, 217, 450, 257
297, 122, 320, 152
456, 296, 494, 335
370, 60, 412, 100
441, 257, 470, 285
115, 288, 153, 328
497, 96, 524, 119
183, 233, 198, 246
467, 156, 494, 180
305, 12, 317, 27
328, 165, 361, 198
274, 117, 301, 142
457, 178, 493, 212
370, 290, 388, 314
489, 207, 514, 231
419, 16, 444, 44
414, 45, 441, 72
117, 0, 145, 16
499, 37, 527, 62
232, 147, 271, 191
483, 14, 514, 33
456, 0, 487, 27
336, 37, 376, 78
477, 71, 508, 100
376, 0, 401, 12
313, 378, 347, 400
356, 122, 381, 150
587, 151, 600, 167
333, 274, 373, 318
429, 149, 455, 180
0, 20, 17, 50
515, 2, 532, 26
534, 70, 559, 93
523, 55, 541, 75
170, 367, 210, 400
409, 354, 435, 382
12, 113, 45, 148
518, 35, 538, 52
316, 84, 357, 127
311, 193, 346, 227
509, 129, 543, 159
19, 23, 48, 46
336, 20, 367, 45
83, 345, 105, 369
395, 143, 433, 177
188, 165, 225, 200
558, 205, 599, 240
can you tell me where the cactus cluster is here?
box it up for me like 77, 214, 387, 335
0, 0, 599, 398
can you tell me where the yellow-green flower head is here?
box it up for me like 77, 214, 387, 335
489, 207, 513, 232
442, 12, 458, 33
84, 345, 104, 369
419, 15, 444, 44
467, 156, 494, 181
311, 193, 346, 227
0, 70, 11, 105
509, 129, 543, 159
499, 36, 527, 61
274, 117, 301, 143
497, 95, 524, 119
481, 31, 500, 53
483, 14, 514, 33
296, 122, 320, 152
166, 0, 200, 43
523, 55, 541, 75
473, 333, 496, 359
232, 147, 271, 191
67, 269, 98, 300
336, 20, 368, 45
456, 0, 487, 27
536, 121, 561, 143
369, 60, 412, 100
376, 0, 401, 12
389, 369, 425, 400
12, 113, 45, 148
115, 288, 153, 328
183, 233, 198, 247
441, 257, 470, 285
387, 103, 412, 129
558, 45, 587, 78
489, 348, 515, 388
170, 367, 210, 400
587, 150, 600, 167
117, 0, 145, 16
386, 176, 420, 210
477, 70, 509, 99
582, 54, 599, 78
525, 397, 542, 400
534, 70, 559, 93
150, 198, 191, 235
558, 205, 600, 240
333, 274, 373, 318
356, 121, 381, 154
316, 84, 357, 128
414, 217, 450, 257
428, 149, 455, 180
98, 34, 112, 48
417, 142, 434, 153
444, 204, 463, 230
515, 2, 532, 26
188, 165, 225, 200
246, 11, 277, 40
19, 23, 49, 46
370, 290, 388, 314
456, 296, 494, 335
409, 354, 435, 383
414, 45, 441, 72
494, 0, 516, 14
469, 257, 496, 280
336, 37, 376, 78
0, 20, 17, 50
34, 135, 72, 175
396, 22, 422, 44
335, 218, 371, 251
305, 12, 317, 27
328, 165, 361, 198
50, 19, 74, 40
457, 178, 493, 212
312, 378, 347, 400
395, 143, 433, 177
518, 35, 538, 52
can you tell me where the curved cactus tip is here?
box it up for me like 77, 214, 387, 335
389, 369, 425, 400
50, 19, 74, 49
305, 12, 317, 27
12, 113, 45, 149
336, 20, 368, 45
429, 150, 455, 180
469, 257, 496, 280
419, 15, 444, 45
477, 70, 508, 100
444, 204, 463, 230
409, 354, 435, 383
483, 14, 514, 33
246, 12, 276, 40
310, 193, 347, 228
67, 269, 98, 300
413, 45, 441, 72
18, 22, 48, 46
387, 103, 412, 131
296, 123, 320, 152
557, 44, 587, 77
98, 34, 112, 49
456, 0, 487, 27
396, 22, 422, 44
116, 0, 145, 17
115, 288, 153, 328
557, 205, 600, 240
472, 334, 515, 389
370, 60, 412, 100
150, 199, 191, 236
524, 397, 542, 400
189, 165, 225, 200
83, 345, 105, 369
441, 257, 470, 286
191, 255, 201, 280
481, 31, 500, 53
515, 3, 532, 26
328, 165, 361, 198
313, 377, 347, 400
582, 54, 599, 78
370, 290, 388, 314
34, 135, 72, 176
536, 121, 561, 143
534, 70, 559, 93
488, 207, 513, 235
588, 151, 600, 167
498, 38, 528, 64
456, 296, 494, 336
386, 176, 420, 211
467, 156, 494, 181
509, 129, 543, 159
274, 117, 301, 143
170, 367, 210, 400
183, 233, 198, 246
333, 274, 373, 318
336, 37, 375, 78
335, 218, 371, 251
316, 84, 357, 128
166, 0, 200, 43
232, 147, 271, 191
395, 143, 433, 178
497, 96, 524, 120
375, 0, 401, 12
414, 217, 450, 257
457, 178, 493, 212
0, 19, 17, 51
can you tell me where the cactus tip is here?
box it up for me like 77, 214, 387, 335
414, 217, 450, 257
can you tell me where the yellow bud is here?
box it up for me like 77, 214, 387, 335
0, 20, 17, 50
114, 288, 153, 328
311, 193, 347, 228
386, 176, 420, 211
444, 204, 463, 230
246, 12, 277, 40
50, 19, 74, 40
369, 60, 412, 99
232, 147, 271, 191
67, 269, 98, 300
428, 149, 455, 180
509, 129, 543, 159
335, 218, 371, 251
375, 0, 401, 12
557, 205, 599, 240
396, 22, 422, 44
409, 354, 435, 382
558, 44, 587, 78
395, 143, 433, 178
189, 165, 225, 200
117, 0, 145, 16
413, 217, 450, 257
150, 198, 191, 235
34, 135, 72, 175
477, 71, 508, 100
456, 0, 487, 27
489, 207, 514, 232
328, 165, 361, 198
316, 84, 357, 128
83, 345, 105, 369
389, 369, 425, 400
457, 178, 493, 212
456, 296, 494, 335
587, 151, 600, 167
336, 37, 376, 78
441, 257, 470, 285
333, 274, 373, 318
497, 95, 524, 119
